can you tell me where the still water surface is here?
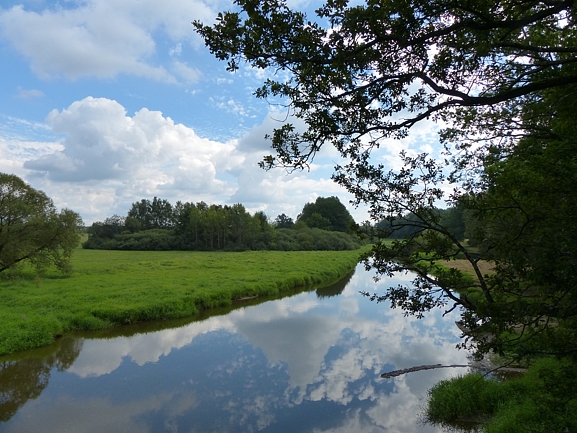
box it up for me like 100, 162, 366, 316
0, 265, 471, 433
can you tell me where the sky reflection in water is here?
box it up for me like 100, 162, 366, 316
0, 265, 470, 433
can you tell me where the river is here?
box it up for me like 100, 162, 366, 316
0, 264, 471, 433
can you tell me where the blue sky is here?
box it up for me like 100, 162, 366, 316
0, 0, 441, 224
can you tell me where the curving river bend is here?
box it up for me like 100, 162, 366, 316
0, 265, 471, 433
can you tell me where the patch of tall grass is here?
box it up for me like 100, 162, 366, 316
425, 357, 577, 433
0, 248, 364, 355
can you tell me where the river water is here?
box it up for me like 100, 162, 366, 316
0, 265, 471, 433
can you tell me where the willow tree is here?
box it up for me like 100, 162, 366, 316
0, 173, 82, 274
195, 0, 577, 359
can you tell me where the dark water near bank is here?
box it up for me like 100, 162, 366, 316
0, 265, 470, 433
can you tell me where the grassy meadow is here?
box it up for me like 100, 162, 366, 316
0, 248, 364, 355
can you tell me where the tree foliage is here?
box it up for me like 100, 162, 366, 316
274, 213, 294, 229
0, 173, 82, 275
84, 198, 362, 251
194, 0, 577, 170
459, 85, 577, 358
127, 197, 174, 230
297, 196, 355, 232
195, 0, 577, 363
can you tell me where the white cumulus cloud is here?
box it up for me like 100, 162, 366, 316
0, 0, 220, 81
1, 97, 367, 224
14, 97, 239, 222
25, 97, 233, 189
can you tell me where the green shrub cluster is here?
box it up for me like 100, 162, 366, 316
84, 229, 177, 250
426, 358, 577, 433
271, 228, 363, 251
84, 225, 364, 252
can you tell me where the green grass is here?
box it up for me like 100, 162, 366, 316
0, 248, 364, 355
425, 357, 577, 433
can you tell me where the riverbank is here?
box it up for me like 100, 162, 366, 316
425, 356, 577, 433
0, 248, 364, 355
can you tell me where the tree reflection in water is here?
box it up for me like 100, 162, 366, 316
0, 337, 83, 422
315, 271, 353, 298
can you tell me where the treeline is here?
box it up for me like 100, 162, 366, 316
83, 196, 363, 251
375, 205, 466, 241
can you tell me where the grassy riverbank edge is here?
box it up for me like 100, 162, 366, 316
0, 248, 365, 356
425, 357, 577, 433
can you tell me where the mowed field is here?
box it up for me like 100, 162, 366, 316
441, 259, 494, 277
0, 248, 363, 355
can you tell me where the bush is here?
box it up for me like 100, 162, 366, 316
84, 226, 364, 252
84, 229, 178, 250
271, 228, 363, 251
426, 358, 577, 433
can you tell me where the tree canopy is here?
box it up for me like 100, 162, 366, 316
0, 173, 82, 275
194, 0, 577, 170
195, 0, 577, 363
84, 198, 363, 252
274, 213, 294, 229
297, 196, 355, 232
127, 197, 174, 230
